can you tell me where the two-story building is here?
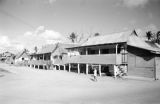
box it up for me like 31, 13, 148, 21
28, 43, 78, 70
63, 30, 160, 80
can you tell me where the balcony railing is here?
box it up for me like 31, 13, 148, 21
28, 60, 52, 65
63, 54, 126, 64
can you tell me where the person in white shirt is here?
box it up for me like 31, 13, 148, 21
114, 65, 119, 79
93, 66, 97, 81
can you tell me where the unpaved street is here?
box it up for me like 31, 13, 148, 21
0, 63, 160, 104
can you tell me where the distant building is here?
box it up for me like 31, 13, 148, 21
28, 43, 78, 69
15, 51, 30, 66
0, 51, 14, 63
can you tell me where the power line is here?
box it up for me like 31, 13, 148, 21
0, 7, 35, 29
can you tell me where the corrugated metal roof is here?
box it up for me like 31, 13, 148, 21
37, 43, 79, 54
37, 44, 57, 54
82, 31, 131, 46
127, 34, 160, 52
80, 30, 160, 53
15, 51, 30, 59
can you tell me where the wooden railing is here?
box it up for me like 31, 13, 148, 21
28, 60, 52, 65
62, 54, 125, 64
28, 54, 127, 65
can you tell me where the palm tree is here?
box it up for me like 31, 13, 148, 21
68, 32, 77, 43
94, 33, 100, 37
146, 31, 153, 41
23, 48, 29, 53
156, 31, 160, 44
34, 46, 38, 53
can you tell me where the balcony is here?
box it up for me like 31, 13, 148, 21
28, 60, 52, 65
63, 54, 127, 65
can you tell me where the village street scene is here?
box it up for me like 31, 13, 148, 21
1, 0, 160, 104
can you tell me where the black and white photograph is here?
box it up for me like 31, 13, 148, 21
0, 0, 160, 104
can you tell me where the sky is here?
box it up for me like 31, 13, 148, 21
0, 0, 160, 53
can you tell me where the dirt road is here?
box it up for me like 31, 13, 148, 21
0, 63, 160, 104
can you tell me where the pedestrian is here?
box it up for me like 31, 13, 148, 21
93, 66, 97, 81
114, 65, 119, 79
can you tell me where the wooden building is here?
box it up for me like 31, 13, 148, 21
15, 51, 30, 66
28, 43, 78, 70
63, 30, 160, 80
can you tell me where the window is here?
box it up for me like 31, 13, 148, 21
101, 49, 109, 54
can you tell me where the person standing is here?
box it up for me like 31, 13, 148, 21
114, 65, 119, 79
93, 66, 97, 81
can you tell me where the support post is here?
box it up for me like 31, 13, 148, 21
114, 44, 118, 79
69, 63, 71, 72
115, 44, 118, 65
86, 64, 88, 75
99, 64, 101, 76
55, 65, 57, 70
64, 65, 66, 71
98, 48, 101, 76
154, 57, 157, 80
43, 54, 44, 60
86, 48, 88, 55
78, 63, 80, 74
59, 65, 60, 70
99, 48, 101, 55
43, 65, 45, 69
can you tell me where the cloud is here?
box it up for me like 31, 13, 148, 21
145, 24, 158, 32
48, 0, 57, 4
34, 26, 45, 35
21, 26, 66, 52
24, 26, 63, 40
120, 0, 149, 8
42, 0, 57, 4
0, 35, 10, 47
0, 34, 25, 53
129, 20, 136, 25
24, 31, 32, 36
39, 30, 63, 40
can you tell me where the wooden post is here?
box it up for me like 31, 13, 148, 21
86, 48, 88, 55
78, 63, 80, 74
43, 54, 44, 60
99, 64, 101, 76
99, 48, 101, 55
55, 65, 57, 70
154, 57, 157, 80
86, 48, 88, 75
86, 64, 88, 75
59, 65, 60, 70
115, 44, 118, 65
98, 48, 102, 76
69, 63, 71, 72
43, 65, 45, 69
64, 65, 66, 71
